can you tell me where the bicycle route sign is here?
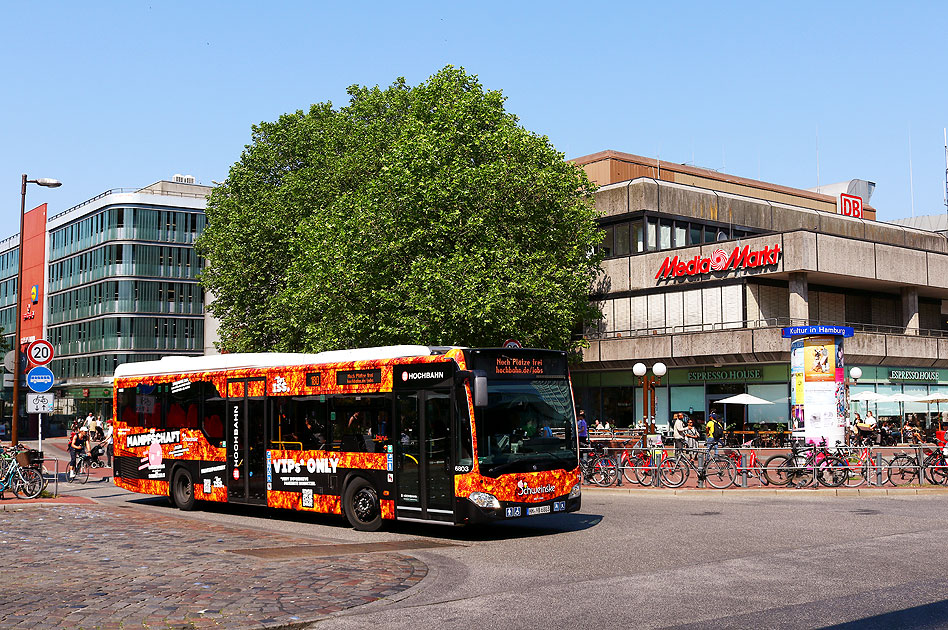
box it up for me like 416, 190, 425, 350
26, 366, 54, 393
27, 393, 54, 414
27, 339, 54, 366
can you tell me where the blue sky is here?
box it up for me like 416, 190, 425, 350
2, 1, 946, 228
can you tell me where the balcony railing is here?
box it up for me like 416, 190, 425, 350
581, 317, 948, 340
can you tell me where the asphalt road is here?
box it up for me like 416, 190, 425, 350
51, 476, 948, 630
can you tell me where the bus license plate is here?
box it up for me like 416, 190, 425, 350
527, 505, 551, 516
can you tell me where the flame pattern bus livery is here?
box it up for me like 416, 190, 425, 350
111, 346, 582, 530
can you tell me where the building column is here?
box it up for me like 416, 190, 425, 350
901, 286, 919, 334
789, 272, 809, 324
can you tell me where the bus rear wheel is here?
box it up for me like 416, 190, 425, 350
172, 468, 196, 511
343, 478, 382, 531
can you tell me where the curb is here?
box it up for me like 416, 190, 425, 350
0, 495, 97, 507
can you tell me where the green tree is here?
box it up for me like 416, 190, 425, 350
198, 66, 602, 353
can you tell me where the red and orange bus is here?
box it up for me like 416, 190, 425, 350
112, 345, 581, 530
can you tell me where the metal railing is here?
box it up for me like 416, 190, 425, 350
581, 443, 948, 489
50, 187, 210, 222
580, 317, 948, 341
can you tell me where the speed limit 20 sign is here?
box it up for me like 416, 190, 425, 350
27, 339, 54, 366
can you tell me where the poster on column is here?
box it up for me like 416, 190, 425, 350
790, 339, 805, 432
803, 337, 836, 382
802, 336, 846, 445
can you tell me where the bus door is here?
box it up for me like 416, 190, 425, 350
395, 389, 454, 521
393, 364, 456, 522
226, 377, 267, 504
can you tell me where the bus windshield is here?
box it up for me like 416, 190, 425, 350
475, 378, 577, 476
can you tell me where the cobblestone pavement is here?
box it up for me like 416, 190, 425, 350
0, 504, 426, 629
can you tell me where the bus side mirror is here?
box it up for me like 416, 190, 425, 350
473, 376, 488, 408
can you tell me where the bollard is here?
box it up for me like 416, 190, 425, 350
697, 451, 706, 489
652, 448, 662, 488
915, 445, 926, 485
875, 452, 884, 486
614, 448, 622, 487
740, 451, 748, 488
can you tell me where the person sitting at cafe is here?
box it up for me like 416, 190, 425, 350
905, 418, 923, 444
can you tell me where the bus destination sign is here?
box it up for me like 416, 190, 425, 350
466, 349, 568, 380
336, 369, 382, 386
495, 356, 546, 375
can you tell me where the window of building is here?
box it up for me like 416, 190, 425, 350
600, 225, 613, 257
614, 223, 630, 256
659, 220, 673, 250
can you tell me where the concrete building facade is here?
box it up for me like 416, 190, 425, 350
573, 151, 948, 436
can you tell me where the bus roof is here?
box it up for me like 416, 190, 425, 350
112, 345, 458, 379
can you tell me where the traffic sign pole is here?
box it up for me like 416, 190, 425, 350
24, 340, 54, 455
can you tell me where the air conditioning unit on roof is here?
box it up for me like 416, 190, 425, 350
172, 174, 196, 184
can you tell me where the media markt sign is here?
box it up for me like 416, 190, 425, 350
888, 369, 938, 382
655, 244, 781, 280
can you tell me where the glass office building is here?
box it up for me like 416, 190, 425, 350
2, 178, 213, 436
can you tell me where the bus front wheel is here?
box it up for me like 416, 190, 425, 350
343, 477, 382, 531
172, 468, 196, 511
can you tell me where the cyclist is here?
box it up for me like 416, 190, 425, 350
67, 427, 88, 480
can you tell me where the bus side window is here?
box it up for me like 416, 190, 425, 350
297, 399, 328, 451
203, 414, 224, 441
118, 388, 141, 427
196, 381, 226, 444
455, 388, 473, 466
167, 403, 186, 428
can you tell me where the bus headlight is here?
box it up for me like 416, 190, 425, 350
568, 484, 581, 499
468, 491, 501, 509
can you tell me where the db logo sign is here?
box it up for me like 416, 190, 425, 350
839, 193, 863, 218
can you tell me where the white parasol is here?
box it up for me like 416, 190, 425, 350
714, 393, 774, 405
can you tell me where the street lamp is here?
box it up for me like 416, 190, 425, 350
11, 175, 61, 445
844, 367, 862, 445
633, 361, 667, 436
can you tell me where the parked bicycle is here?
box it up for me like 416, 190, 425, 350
721, 441, 769, 486
630, 447, 671, 486
887, 450, 922, 486
657, 448, 737, 489
0, 445, 44, 499
763, 440, 848, 488
614, 438, 651, 485
579, 444, 619, 487
839, 445, 886, 487
922, 446, 948, 485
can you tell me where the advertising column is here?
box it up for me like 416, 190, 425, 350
784, 326, 854, 446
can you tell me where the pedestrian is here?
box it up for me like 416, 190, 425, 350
577, 411, 588, 446
705, 413, 723, 457
684, 418, 700, 456
673, 413, 686, 453
102, 420, 114, 468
